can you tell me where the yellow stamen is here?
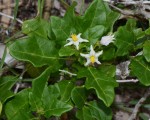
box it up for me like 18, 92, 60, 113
71, 34, 78, 42
90, 56, 95, 63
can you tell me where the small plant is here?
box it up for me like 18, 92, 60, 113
0, 0, 150, 119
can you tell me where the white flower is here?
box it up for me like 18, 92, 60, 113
64, 33, 88, 50
80, 45, 103, 66
100, 34, 115, 46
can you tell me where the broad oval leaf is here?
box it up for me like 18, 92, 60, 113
102, 47, 116, 61
0, 76, 18, 103
58, 80, 74, 102
130, 56, 150, 86
42, 86, 73, 118
77, 66, 118, 106
76, 101, 112, 120
5, 89, 33, 120
71, 86, 88, 109
145, 28, 150, 35
83, 25, 105, 45
32, 66, 51, 99
81, 0, 119, 32
50, 16, 75, 46
115, 26, 135, 56
59, 46, 76, 57
22, 18, 50, 39
9, 37, 59, 67
29, 66, 53, 112
30, 80, 73, 118
143, 40, 150, 62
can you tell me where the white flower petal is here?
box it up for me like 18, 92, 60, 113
74, 41, 79, 50
85, 59, 91, 66
95, 50, 103, 57
90, 45, 95, 55
64, 41, 73, 47
67, 38, 72, 41
79, 38, 89, 42
95, 59, 101, 64
80, 53, 90, 58
77, 33, 82, 38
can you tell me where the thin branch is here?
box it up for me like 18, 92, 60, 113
128, 88, 150, 120
107, 1, 150, 5
0, 12, 23, 24
117, 79, 139, 83
59, 69, 77, 77
109, 3, 134, 16
14, 70, 26, 94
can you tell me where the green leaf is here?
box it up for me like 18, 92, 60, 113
80, 0, 119, 31
9, 36, 59, 67
63, 2, 82, 33
145, 28, 150, 35
125, 19, 136, 31
125, 19, 144, 39
59, 46, 76, 57
22, 18, 50, 39
83, 25, 105, 45
76, 106, 93, 120
139, 113, 150, 120
51, 16, 74, 46
5, 89, 33, 120
130, 56, 150, 86
71, 86, 88, 108
63, 1, 77, 26
29, 66, 51, 112
30, 84, 72, 118
102, 47, 116, 60
76, 101, 112, 120
99, 64, 116, 77
77, 66, 118, 106
143, 40, 150, 62
0, 101, 2, 115
42, 86, 73, 118
58, 80, 74, 102
115, 26, 135, 56
134, 28, 145, 39
0, 76, 18, 103
29, 71, 73, 118
32, 66, 51, 99
106, 10, 120, 32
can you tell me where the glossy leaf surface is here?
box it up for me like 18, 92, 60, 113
0, 76, 18, 103
76, 101, 112, 120
71, 86, 88, 108
78, 65, 118, 106
143, 40, 150, 62
130, 56, 150, 86
9, 37, 59, 67
5, 89, 32, 120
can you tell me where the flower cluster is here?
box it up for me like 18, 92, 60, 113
64, 33, 115, 66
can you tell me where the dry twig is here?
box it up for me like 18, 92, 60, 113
128, 87, 150, 120
0, 12, 23, 24
14, 69, 26, 94
117, 79, 138, 83
108, 0, 150, 19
